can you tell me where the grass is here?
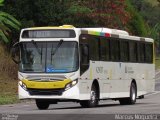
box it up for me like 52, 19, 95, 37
0, 95, 18, 105
155, 56, 160, 69
0, 43, 19, 105
0, 74, 19, 105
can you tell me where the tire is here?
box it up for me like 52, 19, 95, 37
36, 99, 50, 110
119, 82, 137, 105
80, 84, 99, 108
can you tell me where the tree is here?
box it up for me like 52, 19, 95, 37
126, 0, 149, 36
0, 0, 20, 43
66, 0, 130, 29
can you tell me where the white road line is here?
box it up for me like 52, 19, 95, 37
145, 91, 160, 96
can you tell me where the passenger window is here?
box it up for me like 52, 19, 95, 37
138, 42, 145, 63
129, 41, 137, 62
145, 43, 153, 63
100, 37, 110, 61
89, 36, 99, 61
120, 41, 129, 62
110, 39, 120, 61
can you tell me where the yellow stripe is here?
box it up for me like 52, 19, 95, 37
88, 31, 100, 36
28, 27, 62, 30
22, 79, 71, 89
90, 67, 93, 80
28, 25, 74, 30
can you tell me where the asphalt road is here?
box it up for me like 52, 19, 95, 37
0, 74, 160, 120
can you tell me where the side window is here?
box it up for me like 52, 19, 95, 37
89, 35, 99, 61
138, 42, 145, 63
79, 34, 89, 75
145, 43, 153, 63
100, 37, 110, 61
129, 41, 137, 62
110, 39, 120, 61
80, 44, 89, 65
120, 40, 129, 62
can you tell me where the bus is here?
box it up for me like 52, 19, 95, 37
11, 25, 155, 109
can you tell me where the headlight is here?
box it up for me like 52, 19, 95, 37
19, 81, 27, 90
65, 79, 78, 91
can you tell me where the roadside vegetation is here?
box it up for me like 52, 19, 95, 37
156, 56, 160, 69
0, 43, 19, 105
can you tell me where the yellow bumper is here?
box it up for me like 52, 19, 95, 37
22, 79, 71, 89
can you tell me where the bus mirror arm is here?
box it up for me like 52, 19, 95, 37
11, 42, 21, 64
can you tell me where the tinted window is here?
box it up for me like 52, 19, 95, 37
129, 41, 137, 62
110, 39, 120, 61
100, 37, 110, 61
79, 35, 99, 61
145, 43, 153, 63
89, 36, 99, 61
138, 42, 145, 62
22, 30, 76, 38
120, 41, 129, 62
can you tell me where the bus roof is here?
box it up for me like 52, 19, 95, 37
21, 25, 154, 42
80, 28, 154, 43
26, 25, 75, 30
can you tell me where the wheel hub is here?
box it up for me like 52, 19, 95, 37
91, 91, 96, 103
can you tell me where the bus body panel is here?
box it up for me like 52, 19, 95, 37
16, 26, 155, 103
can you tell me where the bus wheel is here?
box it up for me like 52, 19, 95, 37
36, 99, 50, 110
80, 84, 99, 108
119, 82, 137, 105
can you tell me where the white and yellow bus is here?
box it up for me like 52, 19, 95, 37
12, 25, 155, 109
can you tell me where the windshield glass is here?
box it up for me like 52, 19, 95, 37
20, 41, 79, 73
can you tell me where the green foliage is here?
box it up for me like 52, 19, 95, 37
64, 1, 94, 27
155, 56, 160, 69
145, 0, 160, 6
130, 0, 160, 37
2, 0, 159, 38
0, 0, 21, 43
126, 0, 149, 36
67, 2, 92, 14
0, 95, 18, 105
149, 22, 160, 41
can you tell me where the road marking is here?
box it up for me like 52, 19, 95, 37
145, 91, 160, 96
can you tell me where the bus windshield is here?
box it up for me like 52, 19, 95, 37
20, 41, 79, 73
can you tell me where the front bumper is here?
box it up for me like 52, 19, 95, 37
18, 83, 80, 100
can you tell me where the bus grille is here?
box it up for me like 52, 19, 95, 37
28, 88, 64, 96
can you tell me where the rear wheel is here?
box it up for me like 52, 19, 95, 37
36, 99, 50, 110
119, 82, 137, 105
80, 84, 99, 108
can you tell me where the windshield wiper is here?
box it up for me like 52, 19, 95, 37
31, 40, 42, 55
51, 39, 63, 56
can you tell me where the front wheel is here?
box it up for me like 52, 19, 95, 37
36, 99, 50, 110
80, 84, 99, 108
119, 82, 137, 105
